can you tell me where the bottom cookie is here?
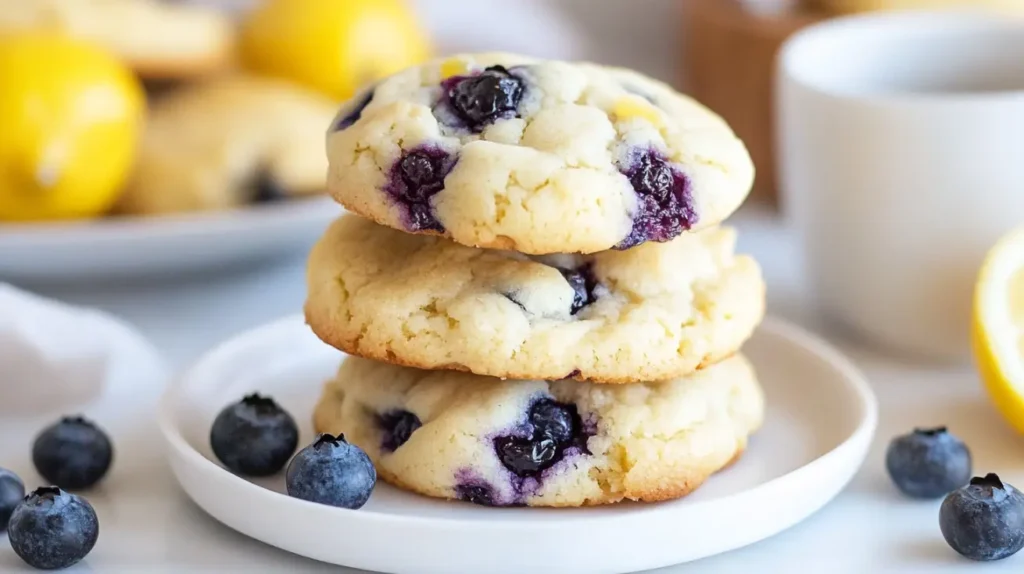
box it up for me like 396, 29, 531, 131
313, 355, 764, 508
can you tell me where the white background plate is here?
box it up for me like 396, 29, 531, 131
158, 314, 878, 574
0, 197, 343, 283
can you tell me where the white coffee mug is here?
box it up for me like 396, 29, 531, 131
776, 10, 1024, 362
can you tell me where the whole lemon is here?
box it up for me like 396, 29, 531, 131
240, 0, 431, 102
0, 32, 145, 222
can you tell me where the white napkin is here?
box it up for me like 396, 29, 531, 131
0, 284, 167, 416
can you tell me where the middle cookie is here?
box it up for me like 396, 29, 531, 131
305, 215, 765, 383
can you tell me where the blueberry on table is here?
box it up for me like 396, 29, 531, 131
8, 486, 99, 570
210, 393, 299, 477
885, 426, 971, 499
286, 433, 376, 510
32, 416, 114, 491
0, 467, 25, 530
940, 473, 1024, 561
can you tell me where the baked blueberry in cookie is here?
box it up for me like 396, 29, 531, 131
494, 398, 589, 478
557, 265, 597, 315
618, 148, 697, 249
441, 65, 525, 131
333, 87, 375, 131
377, 410, 422, 452
251, 171, 289, 204
385, 147, 456, 232
455, 481, 499, 507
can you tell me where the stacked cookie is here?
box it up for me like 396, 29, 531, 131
306, 53, 767, 508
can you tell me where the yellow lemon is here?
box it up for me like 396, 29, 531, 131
972, 227, 1024, 434
0, 32, 145, 222
240, 0, 431, 102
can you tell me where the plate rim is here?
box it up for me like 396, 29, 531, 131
0, 195, 338, 245
158, 313, 879, 532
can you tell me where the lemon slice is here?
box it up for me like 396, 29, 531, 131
972, 227, 1024, 434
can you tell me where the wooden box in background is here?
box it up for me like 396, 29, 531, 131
681, 0, 824, 207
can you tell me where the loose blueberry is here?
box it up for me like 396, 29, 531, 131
8, 487, 99, 570
210, 393, 299, 477
885, 426, 972, 499
455, 482, 498, 507
32, 416, 113, 491
446, 65, 524, 131
378, 409, 422, 452
617, 149, 697, 250
286, 433, 376, 509
940, 473, 1024, 561
384, 147, 455, 232
558, 265, 597, 315
493, 398, 588, 478
0, 467, 25, 530
251, 171, 288, 204
333, 87, 375, 131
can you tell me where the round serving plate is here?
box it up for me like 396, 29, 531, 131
159, 314, 877, 574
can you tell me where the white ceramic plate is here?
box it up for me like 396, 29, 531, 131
159, 315, 878, 574
0, 197, 343, 282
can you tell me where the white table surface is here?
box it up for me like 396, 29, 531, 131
3, 204, 1022, 573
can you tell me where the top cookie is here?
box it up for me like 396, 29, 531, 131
326, 52, 755, 255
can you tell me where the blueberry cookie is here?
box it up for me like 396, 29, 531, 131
0, 0, 235, 80
116, 75, 338, 215
313, 354, 764, 507
326, 52, 755, 255
304, 215, 764, 383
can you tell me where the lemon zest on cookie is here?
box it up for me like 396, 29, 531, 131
440, 58, 468, 79
611, 95, 663, 128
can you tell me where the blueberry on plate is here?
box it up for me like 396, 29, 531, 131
210, 393, 299, 477
286, 433, 376, 509
0, 467, 25, 530
940, 473, 1024, 561
32, 415, 114, 491
8, 486, 99, 570
885, 426, 971, 498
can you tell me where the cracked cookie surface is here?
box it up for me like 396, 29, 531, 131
326, 52, 754, 254
304, 214, 765, 383
313, 354, 764, 507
